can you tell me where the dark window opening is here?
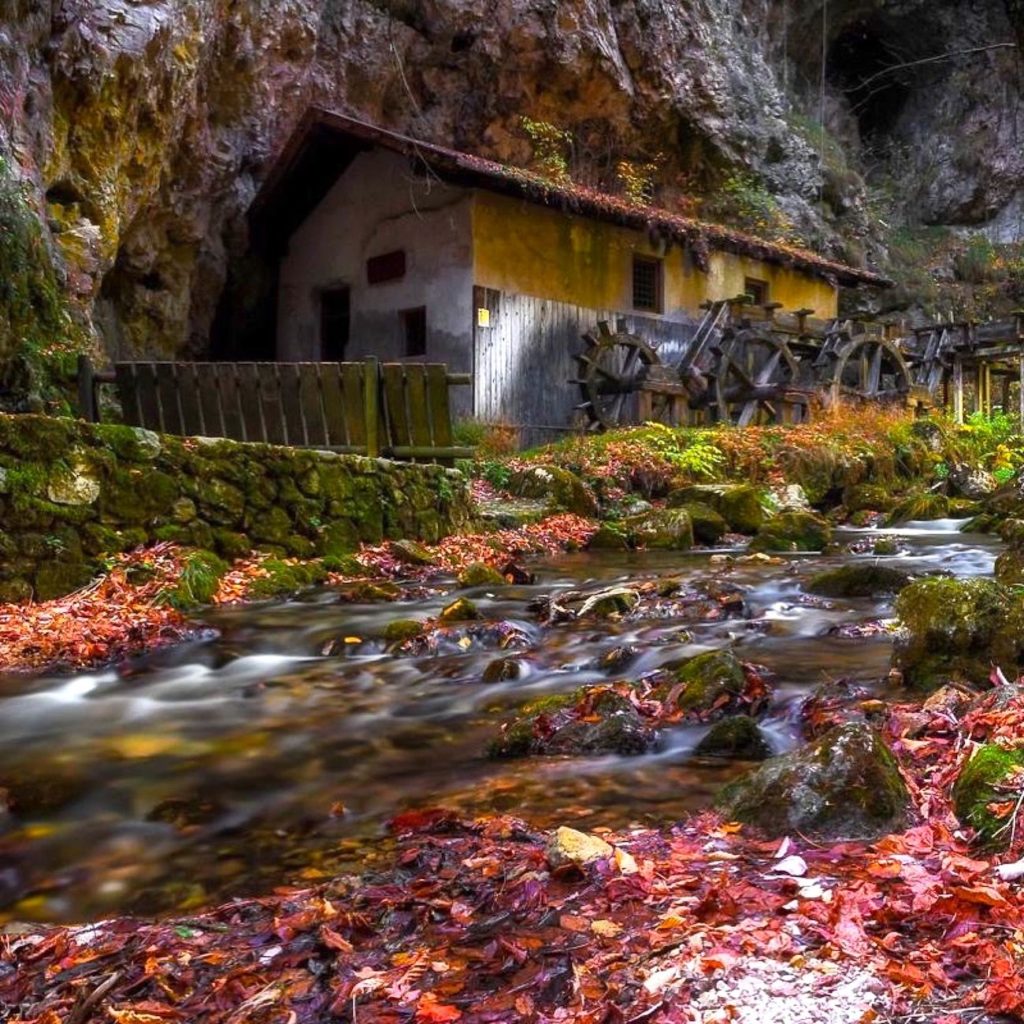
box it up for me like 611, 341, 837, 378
366, 250, 406, 285
320, 286, 351, 361
402, 307, 427, 358
632, 256, 663, 312
744, 278, 769, 306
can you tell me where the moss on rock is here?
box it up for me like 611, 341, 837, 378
490, 688, 655, 758
886, 491, 950, 525
669, 483, 766, 534
680, 501, 728, 545
749, 510, 832, 553
457, 562, 505, 588
894, 577, 1024, 690
716, 723, 909, 840
509, 465, 598, 518
952, 744, 1024, 849
158, 549, 229, 610
623, 508, 694, 550
695, 715, 772, 760
661, 650, 753, 718
806, 564, 913, 598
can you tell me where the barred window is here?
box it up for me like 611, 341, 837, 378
632, 256, 663, 312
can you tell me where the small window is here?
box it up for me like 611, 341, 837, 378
744, 278, 769, 305
632, 256, 663, 312
367, 250, 406, 285
401, 307, 427, 357
320, 286, 350, 361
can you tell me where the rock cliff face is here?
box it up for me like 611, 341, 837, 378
0, 0, 1022, 367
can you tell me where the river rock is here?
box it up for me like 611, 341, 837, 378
438, 597, 482, 623
716, 723, 909, 841
805, 564, 914, 597
622, 507, 694, 550
842, 482, 898, 514
694, 715, 772, 760
749, 510, 831, 553
508, 466, 598, 518
547, 827, 612, 869
457, 562, 505, 588
668, 483, 767, 534
389, 539, 436, 566
893, 577, 1024, 690
383, 618, 427, 644
677, 501, 728, 545
953, 744, 1024, 849
586, 522, 630, 550
490, 687, 656, 758
658, 650, 769, 720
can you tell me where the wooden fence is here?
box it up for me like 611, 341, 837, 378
77, 356, 473, 462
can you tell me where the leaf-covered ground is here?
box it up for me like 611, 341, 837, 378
0, 516, 597, 673
6, 688, 1024, 1023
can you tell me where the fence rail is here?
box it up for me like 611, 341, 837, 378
77, 356, 473, 464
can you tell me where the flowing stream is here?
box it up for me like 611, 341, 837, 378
0, 521, 1000, 924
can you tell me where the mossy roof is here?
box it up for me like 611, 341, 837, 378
250, 108, 891, 290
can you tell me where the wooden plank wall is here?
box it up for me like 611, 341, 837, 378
474, 292, 694, 445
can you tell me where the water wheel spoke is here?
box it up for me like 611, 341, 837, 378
867, 345, 884, 394
754, 349, 783, 386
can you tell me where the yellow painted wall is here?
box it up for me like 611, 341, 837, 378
471, 191, 838, 319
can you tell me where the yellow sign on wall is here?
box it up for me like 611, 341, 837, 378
477, 307, 490, 327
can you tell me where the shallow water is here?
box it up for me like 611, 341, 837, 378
0, 521, 1000, 923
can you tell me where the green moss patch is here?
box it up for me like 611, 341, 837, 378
952, 744, 1024, 849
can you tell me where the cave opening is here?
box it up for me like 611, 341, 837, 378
826, 18, 914, 153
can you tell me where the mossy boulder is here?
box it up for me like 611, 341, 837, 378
247, 559, 328, 600
669, 484, 766, 534
438, 597, 481, 624
457, 562, 505, 588
586, 522, 630, 550
806, 564, 914, 598
749, 510, 832, 553
952, 744, 1024, 849
34, 561, 97, 602
508, 465, 598, 518
995, 548, 1024, 586
490, 688, 656, 758
716, 723, 909, 840
623, 508, 694, 550
894, 577, 1024, 690
843, 483, 897, 514
389, 539, 435, 566
383, 619, 427, 645
695, 716, 772, 760
659, 650, 763, 719
886, 491, 950, 525
679, 502, 728, 545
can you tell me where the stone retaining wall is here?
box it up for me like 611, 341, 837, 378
0, 414, 474, 602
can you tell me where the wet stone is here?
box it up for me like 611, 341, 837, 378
694, 716, 772, 760
805, 564, 914, 598
716, 723, 910, 841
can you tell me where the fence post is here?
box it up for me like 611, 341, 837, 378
77, 354, 97, 422
364, 356, 380, 458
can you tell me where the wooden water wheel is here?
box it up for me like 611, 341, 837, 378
575, 321, 675, 430
827, 336, 913, 407
711, 328, 808, 425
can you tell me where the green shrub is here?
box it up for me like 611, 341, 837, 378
158, 549, 229, 610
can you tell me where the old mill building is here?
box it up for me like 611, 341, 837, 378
248, 109, 887, 438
